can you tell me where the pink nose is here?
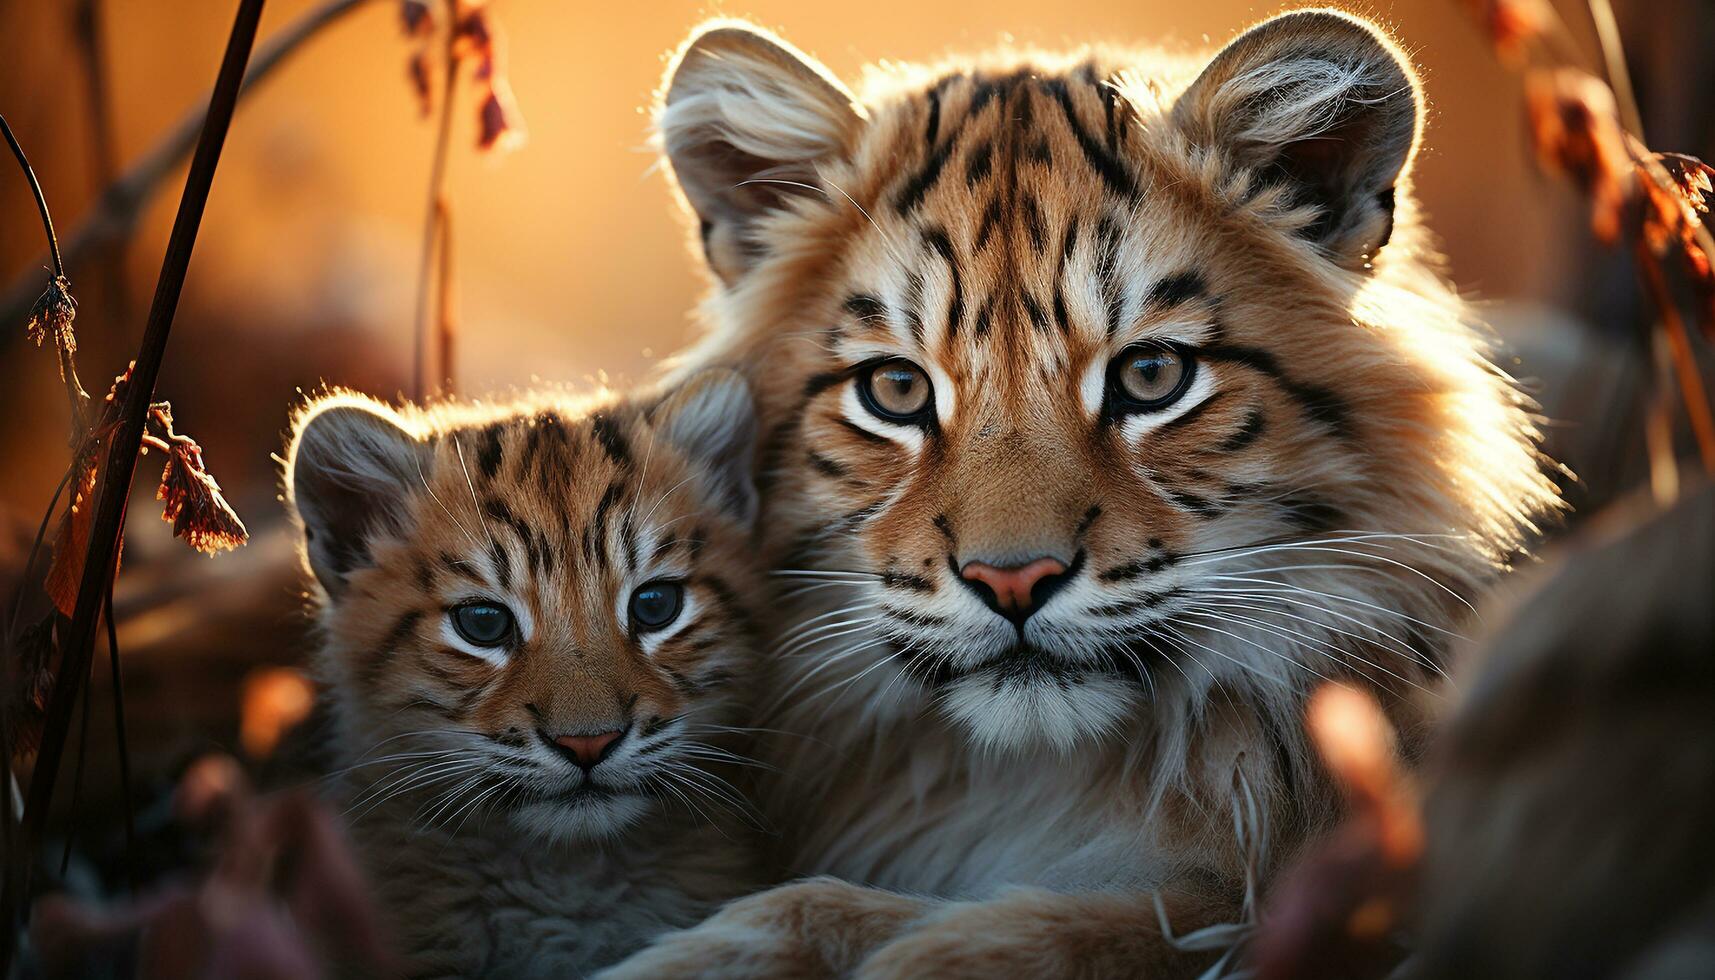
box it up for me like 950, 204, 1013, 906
554, 729, 623, 769
960, 557, 1068, 617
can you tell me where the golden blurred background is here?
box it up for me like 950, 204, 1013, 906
1, 0, 1710, 823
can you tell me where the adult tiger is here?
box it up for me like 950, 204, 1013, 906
608, 8, 1560, 976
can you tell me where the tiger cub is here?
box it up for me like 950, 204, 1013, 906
284, 370, 767, 976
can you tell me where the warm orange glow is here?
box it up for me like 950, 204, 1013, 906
1306, 683, 1423, 864
240, 665, 315, 759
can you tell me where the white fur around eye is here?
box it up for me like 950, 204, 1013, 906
440, 614, 512, 669
841, 383, 925, 454
616, 583, 699, 658
1118, 364, 1218, 442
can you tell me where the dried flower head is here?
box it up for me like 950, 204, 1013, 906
1640, 153, 1715, 336
457, 5, 526, 153
1461, 0, 1553, 63
156, 438, 248, 555
25, 274, 77, 354
1525, 69, 1634, 244
408, 49, 434, 117
400, 0, 432, 38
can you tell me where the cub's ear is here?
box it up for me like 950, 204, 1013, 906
286, 397, 427, 597
1173, 9, 1421, 267
658, 21, 863, 285
652, 369, 759, 527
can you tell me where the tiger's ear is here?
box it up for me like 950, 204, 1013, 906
1173, 9, 1421, 268
658, 21, 863, 285
652, 369, 759, 527
286, 397, 427, 597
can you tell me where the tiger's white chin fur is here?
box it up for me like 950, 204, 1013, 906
938, 670, 1138, 754
510, 791, 652, 843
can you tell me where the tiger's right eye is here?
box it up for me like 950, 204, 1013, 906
858, 359, 933, 424
450, 602, 514, 647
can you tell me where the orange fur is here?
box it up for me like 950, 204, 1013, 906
610, 8, 1564, 977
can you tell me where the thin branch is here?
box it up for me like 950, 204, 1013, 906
59, 652, 90, 877
104, 575, 137, 894
413, 0, 461, 401
1, 115, 66, 278
1638, 243, 1715, 474
435, 198, 457, 396
1, 0, 267, 959
0, 0, 376, 329
1584, 0, 1645, 140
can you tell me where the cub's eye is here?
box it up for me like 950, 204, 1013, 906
629, 581, 685, 633
1108, 342, 1195, 413
450, 602, 515, 647
858, 359, 933, 424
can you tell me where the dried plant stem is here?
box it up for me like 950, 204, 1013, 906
413, 2, 461, 401
1644, 332, 1681, 504
1584, 0, 1645, 139
0, 0, 266, 959
1, 117, 66, 278
59, 659, 91, 877
1639, 245, 1715, 474
436, 199, 457, 396
0, 0, 375, 330
104, 577, 136, 894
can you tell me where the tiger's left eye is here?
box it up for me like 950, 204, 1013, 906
1108, 342, 1195, 413
629, 581, 685, 633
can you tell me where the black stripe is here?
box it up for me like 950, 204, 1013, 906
807, 451, 848, 479
591, 413, 630, 465
974, 198, 1002, 252
1220, 410, 1266, 451
843, 293, 887, 325
1046, 79, 1140, 200
1096, 215, 1124, 336
1097, 552, 1176, 583
1145, 271, 1207, 310
965, 141, 993, 186
1021, 289, 1050, 332
923, 227, 964, 339
923, 82, 943, 146
1203, 344, 1354, 439
1159, 393, 1221, 433
882, 571, 934, 593
837, 418, 892, 446
804, 370, 850, 401
1022, 194, 1046, 253
932, 513, 956, 545
477, 424, 504, 479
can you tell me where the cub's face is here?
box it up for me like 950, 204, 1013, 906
658, 14, 1555, 751
287, 373, 761, 840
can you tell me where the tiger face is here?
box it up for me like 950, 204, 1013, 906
657, 12, 1558, 753
286, 371, 762, 840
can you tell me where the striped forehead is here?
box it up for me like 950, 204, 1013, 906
430, 410, 683, 591
829, 66, 1224, 385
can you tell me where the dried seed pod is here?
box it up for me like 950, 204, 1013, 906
1524, 69, 1633, 244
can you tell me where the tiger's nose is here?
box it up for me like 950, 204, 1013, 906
546, 728, 625, 770
959, 557, 1069, 625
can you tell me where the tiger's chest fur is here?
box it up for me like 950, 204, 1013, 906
348, 803, 754, 977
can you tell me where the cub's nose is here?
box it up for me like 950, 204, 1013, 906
959, 556, 1069, 625
545, 728, 625, 771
